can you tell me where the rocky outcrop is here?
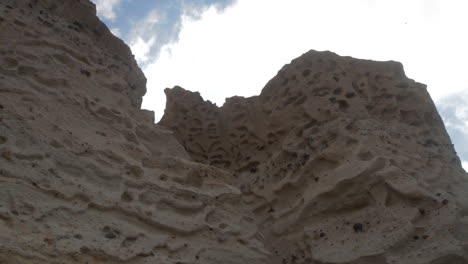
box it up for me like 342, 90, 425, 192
161, 51, 468, 263
2, 0, 468, 263
0, 1, 267, 263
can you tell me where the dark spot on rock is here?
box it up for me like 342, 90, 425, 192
442, 199, 449, 205
333, 87, 342, 95
302, 69, 311, 77
137, 252, 154, 257
353, 223, 363, 232
319, 232, 326, 238
103, 226, 119, 239
121, 191, 133, 202
413, 235, 419, 240
73, 20, 84, 30
80, 246, 90, 253
80, 69, 91, 77
159, 174, 168, 181
43, 237, 54, 245
423, 139, 439, 147
337, 100, 349, 109
345, 92, 355, 98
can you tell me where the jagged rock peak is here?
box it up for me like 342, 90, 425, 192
161, 50, 468, 263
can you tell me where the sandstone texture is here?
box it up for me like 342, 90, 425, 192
0, 1, 267, 263
161, 53, 468, 263
1, 0, 468, 264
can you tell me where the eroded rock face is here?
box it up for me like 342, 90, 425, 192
2, 0, 468, 263
0, 1, 267, 263
161, 51, 468, 263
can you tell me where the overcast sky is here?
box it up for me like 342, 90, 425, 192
91, 0, 468, 171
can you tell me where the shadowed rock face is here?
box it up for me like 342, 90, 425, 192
161, 51, 468, 263
0, 1, 268, 263
1, 0, 468, 264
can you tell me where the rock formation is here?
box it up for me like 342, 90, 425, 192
161, 52, 468, 263
0, 1, 267, 263
1, 0, 468, 263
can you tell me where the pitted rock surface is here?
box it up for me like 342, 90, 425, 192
1, 0, 468, 263
160, 51, 468, 263
0, 1, 267, 263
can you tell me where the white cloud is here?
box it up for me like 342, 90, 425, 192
128, 9, 160, 39
438, 91, 468, 162
463, 161, 468, 172
127, 10, 160, 65
130, 36, 156, 64
92, 0, 122, 21
140, 0, 468, 123
442, 101, 468, 133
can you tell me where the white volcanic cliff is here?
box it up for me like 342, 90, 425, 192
1, 1, 468, 264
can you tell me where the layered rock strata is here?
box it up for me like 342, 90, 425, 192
0, 1, 267, 263
161, 51, 468, 264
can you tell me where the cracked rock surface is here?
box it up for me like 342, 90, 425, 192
1, 0, 468, 263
